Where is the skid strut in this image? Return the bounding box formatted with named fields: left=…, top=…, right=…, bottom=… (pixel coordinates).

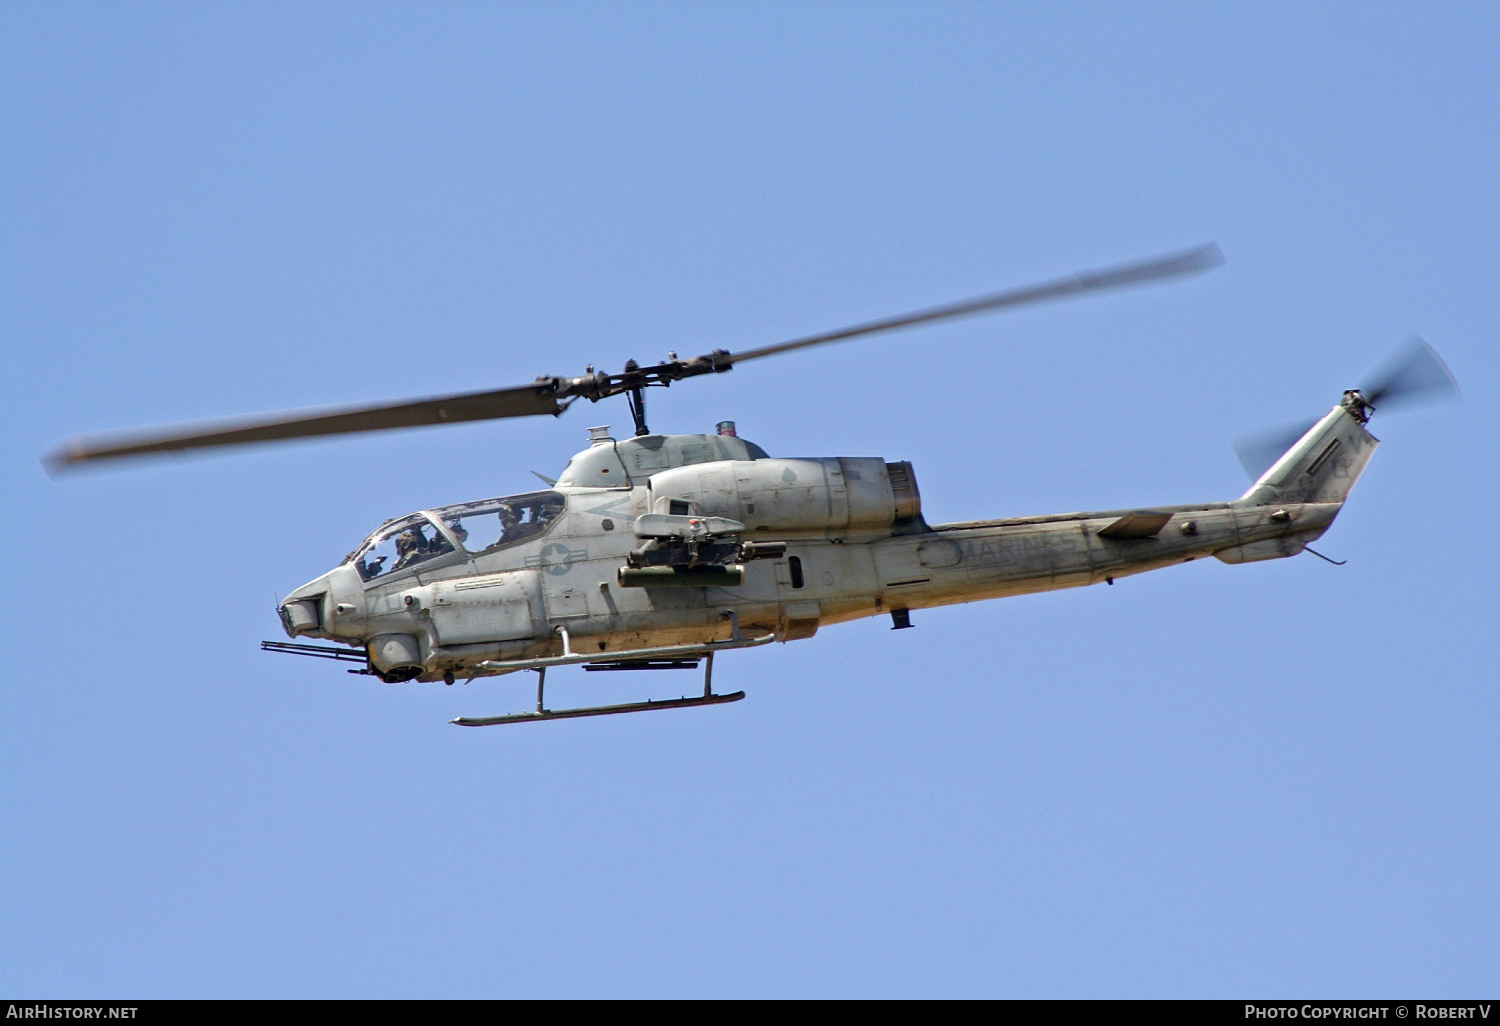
left=452, top=612, right=762, bottom=726
left=452, top=619, right=750, bottom=726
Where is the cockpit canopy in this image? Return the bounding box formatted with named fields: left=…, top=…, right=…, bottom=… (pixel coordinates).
left=349, top=490, right=566, bottom=583
left=352, top=514, right=453, bottom=582
left=434, top=490, right=565, bottom=556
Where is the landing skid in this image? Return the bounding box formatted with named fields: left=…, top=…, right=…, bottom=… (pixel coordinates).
left=451, top=689, right=745, bottom=726
left=582, top=659, right=700, bottom=672
left=453, top=631, right=750, bottom=728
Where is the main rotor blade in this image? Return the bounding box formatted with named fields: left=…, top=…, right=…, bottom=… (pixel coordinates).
left=47, top=383, right=561, bottom=471
left=724, top=243, right=1223, bottom=366
left=48, top=244, right=1224, bottom=472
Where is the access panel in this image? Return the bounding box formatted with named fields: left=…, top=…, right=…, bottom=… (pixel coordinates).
left=429, top=571, right=541, bottom=645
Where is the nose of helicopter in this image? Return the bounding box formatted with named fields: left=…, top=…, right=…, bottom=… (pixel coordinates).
left=278, top=564, right=366, bottom=641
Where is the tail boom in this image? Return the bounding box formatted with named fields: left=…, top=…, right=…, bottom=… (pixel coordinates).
left=796, top=399, right=1381, bottom=633
left=842, top=497, right=1346, bottom=626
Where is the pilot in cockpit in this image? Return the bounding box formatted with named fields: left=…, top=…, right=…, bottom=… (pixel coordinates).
left=496, top=502, right=522, bottom=542
left=445, top=519, right=468, bottom=546
left=392, top=527, right=423, bottom=570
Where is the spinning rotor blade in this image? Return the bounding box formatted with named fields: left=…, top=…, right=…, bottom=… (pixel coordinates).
left=1358, top=337, right=1459, bottom=411
left=1234, top=419, right=1319, bottom=480
left=1232, top=339, right=1460, bottom=480
left=48, top=243, right=1223, bottom=470
left=725, top=243, right=1223, bottom=365
left=47, top=384, right=561, bottom=471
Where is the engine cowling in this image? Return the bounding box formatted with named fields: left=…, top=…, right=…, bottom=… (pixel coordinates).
left=645, top=457, right=921, bottom=537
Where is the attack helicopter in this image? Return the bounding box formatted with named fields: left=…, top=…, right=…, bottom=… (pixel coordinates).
left=47, top=245, right=1458, bottom=726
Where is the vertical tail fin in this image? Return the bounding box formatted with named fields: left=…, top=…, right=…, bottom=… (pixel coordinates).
left=1234, top=400, right=1379, bottom=508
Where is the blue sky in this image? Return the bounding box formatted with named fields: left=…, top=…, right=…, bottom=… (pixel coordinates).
left=2, top=1, right=1496, bottom=997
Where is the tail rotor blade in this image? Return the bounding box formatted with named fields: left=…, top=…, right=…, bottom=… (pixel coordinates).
left=1360, top=337, right=1459, bottom=412
left=1233, top=339, right=1459, bottom=480
left=1233, top=419, right=1318, bottom=480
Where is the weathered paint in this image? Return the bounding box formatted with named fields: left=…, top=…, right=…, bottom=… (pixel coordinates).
left=279, top=405, right=1377, bottom=683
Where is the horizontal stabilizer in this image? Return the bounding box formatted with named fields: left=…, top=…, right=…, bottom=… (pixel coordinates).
left=1097, top=510, right=1173, bottom=539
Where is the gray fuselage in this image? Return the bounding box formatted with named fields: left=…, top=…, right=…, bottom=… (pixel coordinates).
left=280, top=407, right=1376, bottom=683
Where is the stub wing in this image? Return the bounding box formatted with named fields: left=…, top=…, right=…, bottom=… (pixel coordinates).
left=1096, top=511, right=1174, bottom=539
